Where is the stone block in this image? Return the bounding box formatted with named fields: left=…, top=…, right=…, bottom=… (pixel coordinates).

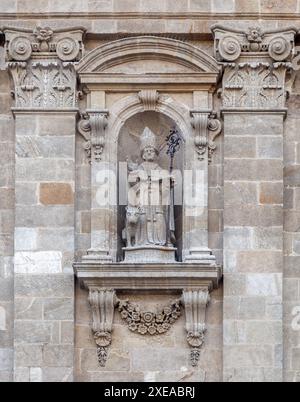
left=14, top=321, right=52, bottom=344
left=224, top=345, right=274, bottom=368
left=15, top=183, right=38, bottom=206
left=239, top=297, right=266, bottom=319
left=30, top=367, right=42, bottom=382
left=39, top=183, right=74, bottom=205
left=224, top=320, right=246, bottom=345
left=15, top=205, right=74, bottom=228
left=252, top=228, right=282, bottom=251
left=131, top=347, right=189, bottom=371
left=38, top=114, right=76, bottom=136
left=257, top=137, right=283, bottom=159
left=16, top=136, right=74, bottom=159
left=0, top=348, right=12, bottom=371
left=260, top=0, right=297, bottom=13
left=189, top=0, right=211, bottom=11
left=15, top=251, right=62, bottom=274
left=0, top=278, right=13, bottom=301
left=43, top=345, right=74, bottom=367
left=284, top=165, right=300, bottom=187
left=225, top=136, right=256, bottom=158
left=291, top=348, right=300, bottom=370
left=224, top=182, right=258, bottom=206
left=43, top=298, right=73, bottom=320
left=16, top=159, right=74, bottom=182
left=14, top=367, right=29, bottom=382
left=15, top=274, right=74, bottom=298
left=245, top=321, right=282, bottom=344
left=224, top=274, right=246, bottom=296
left=208, top=210, right=223, bottom=233
left=224, top=114, right=284, bottom=136
left=0, top=210, right=14, bottom=235
left=37, top=228, right=74, bottom=252
left=15, top=344, right=43, bottom=366
left=15, top=297, right=43, bottom=320
left=235, top=0, right=260, bottom=12
left=61, top=321, right=74, bottom=345
left=284, top=211, right=300, bottom=232
left=212, top=0, right=235, bottom=12
left=260, top=182, right=283, bottom=205
left=236, top=250, right=282, bottom=273
left=246, top=273, right=282, bottom=297
left=0, top=117, right=13, bottom=142
left=113, top=0, right=141, bottom=12
left=225, top=159, right=283, bottom=181
left=224, top=227, right=253, bottom=250
left=15, top=228, right=38, bottom=251
left=224, top=205, right=282, bottom=227
left=42, top=367, right=73, bottom=382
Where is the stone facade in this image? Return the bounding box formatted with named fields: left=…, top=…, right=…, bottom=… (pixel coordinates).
left=0, top=1, right=300, bottom=383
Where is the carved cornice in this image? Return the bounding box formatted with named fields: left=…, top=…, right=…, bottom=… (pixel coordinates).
left=212, top=25, right=297, bottom=109
left=190, top=109, right=222, bottom=163
left=77, top=110, right=109, bottom=163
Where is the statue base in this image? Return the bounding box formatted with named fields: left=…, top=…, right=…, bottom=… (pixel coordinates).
left=122, top=245, right=177, bottom=263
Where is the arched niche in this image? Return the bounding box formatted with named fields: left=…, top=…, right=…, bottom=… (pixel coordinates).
left=117, top=111, right=184, bottom=262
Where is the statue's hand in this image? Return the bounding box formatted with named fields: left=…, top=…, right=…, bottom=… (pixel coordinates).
left=126, top=157, right=139, bottom=172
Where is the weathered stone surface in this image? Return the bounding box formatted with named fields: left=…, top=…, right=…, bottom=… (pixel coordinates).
left=43, top=298, right=73, bottom=321
left=39, top=183, right=74, bottom=206
left=14, top=251, right=62, bottom=274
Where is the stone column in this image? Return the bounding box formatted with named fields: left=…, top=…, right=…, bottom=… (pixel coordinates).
left=4, top=26, right=85, bottom=382
left=213, top=25, right=296, bottom=382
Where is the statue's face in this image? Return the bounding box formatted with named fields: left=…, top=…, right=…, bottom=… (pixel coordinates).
left=142, top=146, right=156, bottom=162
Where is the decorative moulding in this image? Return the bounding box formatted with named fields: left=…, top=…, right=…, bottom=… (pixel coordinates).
left=74, top=262, right=221, bottom=367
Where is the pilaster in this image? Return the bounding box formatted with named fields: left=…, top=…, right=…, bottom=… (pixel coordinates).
left=3, top=26, right=85, bottom=382
left=213, top=24, right=296, bottom=382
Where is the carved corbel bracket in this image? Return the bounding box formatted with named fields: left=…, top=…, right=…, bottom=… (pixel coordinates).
left=77, top=110, right=109, bottom=162
left=190, top=110, right=222, bottom=163
left=138, top=90, right=160, bottom=111
left=88, top=288, right=117, bottom=367
left=182, top=289, right=210, bottom=367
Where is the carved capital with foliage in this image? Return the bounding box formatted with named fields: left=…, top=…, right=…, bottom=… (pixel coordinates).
left=4, top=26, right=85, bottom=109
left=212, top=25, right=297, bottom=109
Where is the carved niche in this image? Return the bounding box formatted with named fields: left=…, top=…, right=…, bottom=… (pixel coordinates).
left=212, top=25, right=296, bottom=109
left=3, top=26, right=85, bottom=108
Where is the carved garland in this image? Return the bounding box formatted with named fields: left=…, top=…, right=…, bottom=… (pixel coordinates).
left=117, top=298, right=182, bottom=336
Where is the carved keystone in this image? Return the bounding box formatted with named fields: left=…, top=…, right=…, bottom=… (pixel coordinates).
left=138, top=90, right=159, bottom=111
left=182, top=289, right=210, bottom=367
left=88, top=288, right=116, bottom=367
